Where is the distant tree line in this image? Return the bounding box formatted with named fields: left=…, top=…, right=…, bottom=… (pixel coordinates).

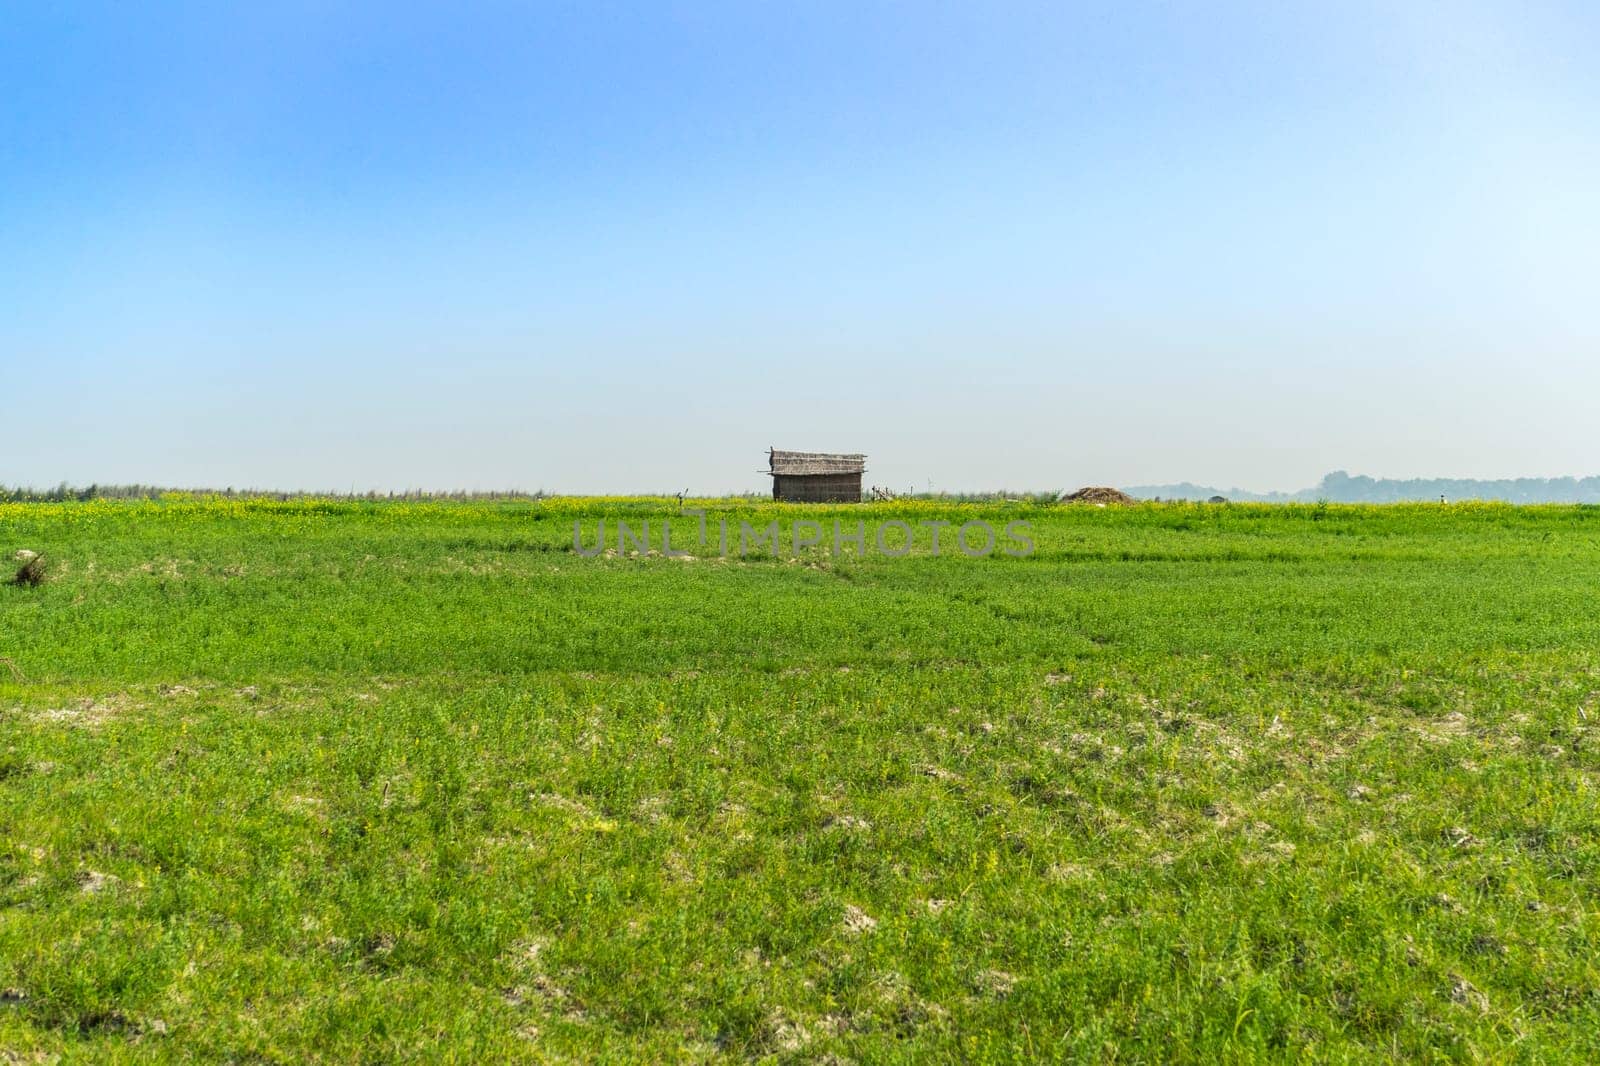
left=0, top=484, right=1065, bottom=505
left=0, top=484, right=549, bottom=503
left=1129, top=471, right=1600, bottom=504
left=6, top=476, right=1599, bottom=505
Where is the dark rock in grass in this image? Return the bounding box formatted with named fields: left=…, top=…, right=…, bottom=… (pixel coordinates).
left=12, top=552, right=48, bottom=587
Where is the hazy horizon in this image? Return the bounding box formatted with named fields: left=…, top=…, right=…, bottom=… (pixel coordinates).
left=11, top=469, right=1600, bottom=504
left=5, top=3, right=1598, bottom=494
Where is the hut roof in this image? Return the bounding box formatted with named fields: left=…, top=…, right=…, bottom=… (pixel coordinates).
left=767, top=449, right=867, bottom=476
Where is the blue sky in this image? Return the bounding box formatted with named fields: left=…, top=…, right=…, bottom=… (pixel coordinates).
left=3, top=2, right=1597, bottom=493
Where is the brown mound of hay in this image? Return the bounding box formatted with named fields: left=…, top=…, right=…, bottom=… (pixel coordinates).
left=1060, top=486, right=1136, bottom=505
left=13, top=554, right=48, bottom=587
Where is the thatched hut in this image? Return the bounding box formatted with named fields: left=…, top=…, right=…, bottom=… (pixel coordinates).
left=766, top=448, right=866, bottom=502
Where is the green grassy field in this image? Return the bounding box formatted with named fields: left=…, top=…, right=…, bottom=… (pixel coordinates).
left=2, top=497, right=1598, bottom=1062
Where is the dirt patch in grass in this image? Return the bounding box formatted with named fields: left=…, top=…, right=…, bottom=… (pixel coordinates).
left=28, top=694, right=138, bottom=729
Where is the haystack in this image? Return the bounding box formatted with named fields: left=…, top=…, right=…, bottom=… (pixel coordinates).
left=1060, top=486, right=1136, bottom=505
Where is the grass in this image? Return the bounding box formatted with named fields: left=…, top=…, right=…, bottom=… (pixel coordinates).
left=1, top=496, right=1598, bottom=1062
